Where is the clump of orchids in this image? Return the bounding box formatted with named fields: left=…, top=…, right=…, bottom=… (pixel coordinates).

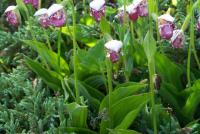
left=4, top=1, right=66, bottom=28
left=158, top=14, right=184, bottom=48
left=115, top=0, right=148, bottom=23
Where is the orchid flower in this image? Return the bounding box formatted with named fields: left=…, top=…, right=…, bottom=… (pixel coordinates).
left=4, top=5, right=21, bottom=27
left=34, top=8, right=50, bottom=28
left=48, top=4, right=66, bottom=27
left=104, top=40, right=123, bottom=63
left=89, top=0, right=106, bottom=22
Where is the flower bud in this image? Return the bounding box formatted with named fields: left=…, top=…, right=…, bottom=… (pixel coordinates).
left=34, top=8, right=50, bottom=28
left=158, top=14, right=175, bottom=40
left=89, top=0, right=106, bottom=22
left=104, top=40, right=123, bottom=63
left=171, top=30, right=184, bottom=48
left=4, top=5, right=21, bottom=27
left=48, top=4, right=66, bottom=27
left=126, top=4, right=138, bottom=21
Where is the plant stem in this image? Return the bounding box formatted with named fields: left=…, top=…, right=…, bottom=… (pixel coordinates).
left=106, top=58, right=113, bottom=127
left=148, top=60, right=157, bottom=134
left=57, top=28, right=62, bottom=73
left=148, top=0, right=157, bottom=133
left=130, top=21, right=135, bottom=43
left=122, top=0, right=129, bottom=82
left=71, top=0, right=79, bottom=102
left=187, top=1, right=193, bottom=87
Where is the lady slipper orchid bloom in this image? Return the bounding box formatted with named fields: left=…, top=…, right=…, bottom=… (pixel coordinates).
left=89, top=0, right=106, bottom=22
left=32, top=0, right=39, bottom=8
left=171, top=30, right=184, bottom=48
left=158, top=14, right=175, bottom=40
left=4, top=6, right=21, bottom=27
left=104, top=40, right=123, bottom=63
left=23, top=0, right=38, bottom=8
left=136, top=0, right=148, bottom=17
left=48, top=4, right=66, bottom=27
left=196, top=17, right=200, bottom=32
left=34, top=8, right=50, bottom=28
left=126, top=4, right=138, bottom=21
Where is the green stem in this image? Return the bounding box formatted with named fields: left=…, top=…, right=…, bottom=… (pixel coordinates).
left=187, top=1, right=194, bottom=87
left=192, top=48, right=200, bottom=70
left=130, top=21, right=135, bottom=43
left=122, top=0, right=129, bottom=82
left=106, top=58, right=113, bottom=127
left=148, top=0, right=157, bottom=133
left=148, top=60, right=157, bottom=134
left=71, top=0, right=79, bottom=102
left=57, top=28, right=62, bottom=73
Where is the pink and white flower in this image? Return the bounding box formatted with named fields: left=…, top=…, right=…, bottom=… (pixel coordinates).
left=23, top=0, right=38, bottom=8
left=126, top=4, right=138, bottom=21
left=34, top=8, right=50, bottom=28
left=4, top=5, right=21, bottom=27
left=104, top=40, right=123, bottom=63
left=48, top=4, right=66, bottom=27
left=89, top=0, right=106, bottom=22
left=158, top=14, right=175, bottom=40
left=134, top=0, right=148, bottom=17
left=171, top=29, right=184, bottom=48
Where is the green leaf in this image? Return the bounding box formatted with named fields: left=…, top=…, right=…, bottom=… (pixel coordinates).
left=182, top=80, right=200, bottom=120
left=100, top=17, right=111, bottom=34
left=61, top=24, right=98, bottom=47
left=100, top=93, right=150, bottom=134
left=99, top=82, right=147, bottom=111
left=23, top=40, right=69, bottom=75
left=143, top=31, right=156, bottom=62
left=155, top=53, right=184, bottom=90
left=25, top=57, right=62, bottom=90
left=67, top=78, right=100, bottom=109
left=109, top=129, right=141, bottom=134
left=66, top=102, right=88, bottom=128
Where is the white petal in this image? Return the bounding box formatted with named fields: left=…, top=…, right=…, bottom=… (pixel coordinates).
left=126, top=4, right=137, bottom=14
left=89, top=0, right=105, bottom=11
left=105, top=40, right=123, bottom=52
left=158, top=14, right=175, bottom=22
left=171, top=29, right=183, bottom=42
left=133, top=0, right=143, bottom=7
left=48, top=4, right=63, bottom=17
left=5, top=5, right=17, bottom=13
left=34, top=8, right=48, bottom=16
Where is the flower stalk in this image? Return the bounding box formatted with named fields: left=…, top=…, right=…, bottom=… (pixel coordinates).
left=71, top=0, right=79, bottom=102
left=106, top=58, right=113, bottom=127
left=148, top=0, right=157, bottom=133
left=57, top=27, right=62, bottom=72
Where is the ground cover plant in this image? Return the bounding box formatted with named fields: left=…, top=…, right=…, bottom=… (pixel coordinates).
left=1, top=0, right=200, bottom=133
